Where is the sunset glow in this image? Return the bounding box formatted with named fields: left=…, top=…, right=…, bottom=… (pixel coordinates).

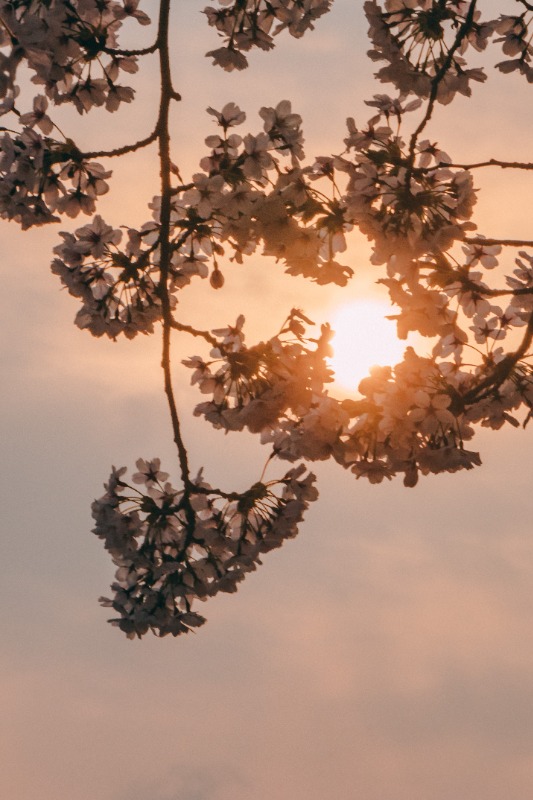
left=328, top=299, right=407, bottom=391
left=6, top=2, right=533, bottom=799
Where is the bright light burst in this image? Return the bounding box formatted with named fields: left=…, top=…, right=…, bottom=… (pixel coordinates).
left=328, top=299, right=408, bottom=392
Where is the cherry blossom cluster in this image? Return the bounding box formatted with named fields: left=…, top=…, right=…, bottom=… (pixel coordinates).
left=338, top=107, right=476, bottom=267
left=425, top=242, right=533, bottom=359
left=204, top=0, right=333, bottom=70
left=0, top=0, right=150, bottom=116
left=364, top=1, right=493, bottom=102
left=183, top=309, right=334, bottom=433
left=338, top=349, right=480, bottom=486
left=88, top=0, right=533, bottom=638
left=493, top=6, right=533, bottom=81
left=330, top=347, right=532, bottom=482
left=187, top=319, right=533, bottom=488
left=51, top=101, right=353, bottom=337
left=0, top=1, right=152, bottom=229
left=92, top=459, right=317, bottom=637
left=168, top=101, right=353, bottom=289
left=6, top=0, right=533, bottom=636
left=51, top=214, right=162, bottom=337
left=0, top=128, right=110, bottom=227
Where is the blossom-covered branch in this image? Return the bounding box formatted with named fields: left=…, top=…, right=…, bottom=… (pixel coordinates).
left=5, top=1, right=533, bottom=637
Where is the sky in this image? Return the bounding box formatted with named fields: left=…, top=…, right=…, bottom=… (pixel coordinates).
left=3, top=1, right=533, bottom=798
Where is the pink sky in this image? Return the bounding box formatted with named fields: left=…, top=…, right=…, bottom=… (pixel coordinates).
left=3, top=2, right=533, bottom=798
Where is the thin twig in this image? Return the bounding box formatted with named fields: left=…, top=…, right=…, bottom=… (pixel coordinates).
left=465, top=237, right=533, bottom=248
left=170, top=320, right=219, bottom=347
left=446, top=159, right=533, bottom=171
left=461, top=313, right=533, bottom=404
left=407, top=1, right=478, bottom=162
left=155, top=0, right=196, bottom=513
left=103, top=43, right=159, bottom=57
left=81, top=130, right=158, bottom=159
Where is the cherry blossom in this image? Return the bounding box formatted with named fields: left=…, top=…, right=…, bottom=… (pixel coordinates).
left=4, top=0, right=533, bottom=636
left=93, top=462, right=317, bottom=637
left=204, top=0, right=333, bottom=71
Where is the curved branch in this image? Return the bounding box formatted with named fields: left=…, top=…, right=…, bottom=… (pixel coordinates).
left=170, top=319, right=219, bottom=347
left=80, top=129, right=158, bottom=159
left=155, top=0, right=195, bottom=508
left=162, top=323, right=192, bottom=489
left=408, top=1, right=478, bottom=160
left=170, top=182, right=195, bottom=195
left=461, top=313, right=533, bottom=405
left=464, top=237, right=533, bottom=248
left=447, top=159, right=533, bottom=171
left=481, top=286, right=533, bottom=298
left=190, top=484, right=241, bottom=500
left=103, top=43, right=159, bottom=57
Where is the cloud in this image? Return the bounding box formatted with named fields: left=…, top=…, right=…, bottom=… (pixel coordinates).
left=118, top=765, right=249, bottom=800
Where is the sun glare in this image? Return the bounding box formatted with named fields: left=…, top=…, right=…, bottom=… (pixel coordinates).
left=328, top=299, right=408, bottom=393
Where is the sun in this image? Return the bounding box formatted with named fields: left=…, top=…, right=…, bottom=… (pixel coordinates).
left=328, top=299, right=408, bottom=392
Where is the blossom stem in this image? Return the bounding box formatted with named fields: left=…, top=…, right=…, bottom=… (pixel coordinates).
left=464, top=237, right=533, bottom=248
left=81, top=130, right=159, bottom=159
left=103, top=44, right=159, bottom=57
left=155, top=0, right=194, bottom=502
left=407, top=1, right=478, bottom=161
left=447, top=159, right=533, bottom=171
left=169, top=320, right=219, bottom=347
left=462, top=313, right=533, bottom=404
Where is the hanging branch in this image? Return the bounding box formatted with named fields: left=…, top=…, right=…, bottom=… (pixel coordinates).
left=154, top=0, right=194, bottom=497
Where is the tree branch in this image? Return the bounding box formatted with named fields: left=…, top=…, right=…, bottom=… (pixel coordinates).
left=80, top=130, right=158, bottom=159
left=155, top=0, right=195, bottom=508
left=170, top=319, right=219, bottom=347
left=446, top=159, right=533, bottom=171
left=407, top=0, right=478, bottom=160
left=464, top=237, right=533, bottom=248
left=103, top=43, right=159, bottom=57
left=461, top=313, right=533, bottom=405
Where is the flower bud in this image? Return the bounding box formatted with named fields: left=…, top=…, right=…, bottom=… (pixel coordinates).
left=210, top=268, right=224, bottom=289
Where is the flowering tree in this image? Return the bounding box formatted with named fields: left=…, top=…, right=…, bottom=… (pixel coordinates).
left=2, top=0, right=533, bottom=638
